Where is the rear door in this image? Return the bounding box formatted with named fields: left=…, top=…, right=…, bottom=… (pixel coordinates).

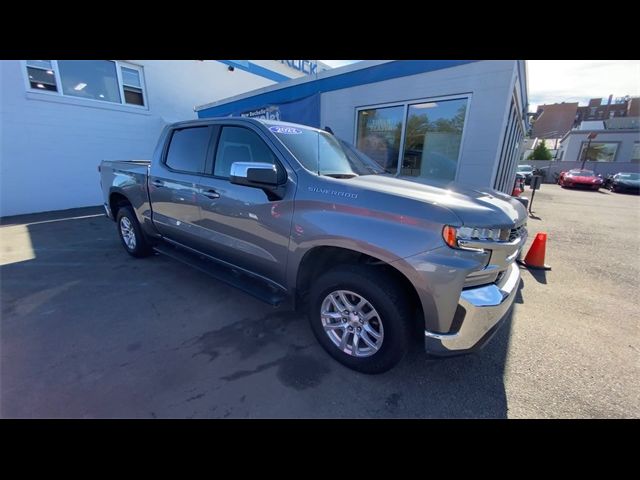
left=192, top=124, right=296, bottom=287
left=148, top=125, right=214, bottom=246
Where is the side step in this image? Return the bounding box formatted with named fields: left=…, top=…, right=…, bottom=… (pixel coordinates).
left=152, top=242, right=288, bottom=306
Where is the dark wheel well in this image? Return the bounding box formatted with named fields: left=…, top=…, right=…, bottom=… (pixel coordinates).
left=109, top=192, right=130, bottom=219
left=295, top=246, right=422, bottom=321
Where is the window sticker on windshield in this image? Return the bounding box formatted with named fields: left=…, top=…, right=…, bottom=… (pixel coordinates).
left=269, top=126, right=302, bottom=135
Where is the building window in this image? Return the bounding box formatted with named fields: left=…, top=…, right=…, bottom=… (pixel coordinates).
left=355, top=97, right=470, bottom=181
left=356, top=105, right=403, bottom=173
left=632, top=142, right=640, bottom=162
left=58, top=60, right=121, bottom=103
left=401, top=98, right=468, bottom=180
left=579, top=142, right=619, bottom=162
left=26, top=60, right=57, bottom=91
left=121, top=66, right=145, bottom=106
left=24, top=60, right=146, bottom=108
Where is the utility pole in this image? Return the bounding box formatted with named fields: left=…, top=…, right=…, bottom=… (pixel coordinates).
left=580, top=132, right=598, bottom=170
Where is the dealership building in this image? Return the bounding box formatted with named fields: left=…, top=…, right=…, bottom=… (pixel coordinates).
left=0, top=60, right=326, bottom=217
left=198, top=60, right=528, bottom=194
left=1, top=60, right=528, bottom=217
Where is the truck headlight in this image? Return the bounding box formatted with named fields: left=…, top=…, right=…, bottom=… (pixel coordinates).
left=442, top=225, right=502, bottom=250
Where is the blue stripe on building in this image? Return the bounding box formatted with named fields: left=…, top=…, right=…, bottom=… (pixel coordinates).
left=198, top=60, right=478, bottom=118
left=217, top=60, right=291, bottom=83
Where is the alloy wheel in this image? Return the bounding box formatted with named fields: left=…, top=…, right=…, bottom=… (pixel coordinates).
left=120, top=217, right=137, bottom=250
left=320, top=290, right=384, bottom=357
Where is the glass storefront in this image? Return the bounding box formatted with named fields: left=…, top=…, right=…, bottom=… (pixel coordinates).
left=356, top=97, right=468, bottom=181
left=356, top=105, right=403, bottom=173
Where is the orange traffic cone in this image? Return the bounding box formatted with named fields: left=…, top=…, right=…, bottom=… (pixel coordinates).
left=517, top=232, right=551, bottom=270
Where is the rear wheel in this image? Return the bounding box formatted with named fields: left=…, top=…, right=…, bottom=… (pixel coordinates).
left=116, top=206, right=152, bottom=258
left=308, top=265, right=411, bottom=374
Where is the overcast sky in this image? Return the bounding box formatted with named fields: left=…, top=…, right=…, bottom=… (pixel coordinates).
left=321, top=60, right=640, bottom=112
left=526, top=60, right=640, bottom=111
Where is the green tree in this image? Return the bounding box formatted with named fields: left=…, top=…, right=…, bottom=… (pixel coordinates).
left=527, top=139, right=553, bottom=160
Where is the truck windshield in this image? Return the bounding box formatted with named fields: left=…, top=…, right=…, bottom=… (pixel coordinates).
left=271, top=126, right=386, bottom=178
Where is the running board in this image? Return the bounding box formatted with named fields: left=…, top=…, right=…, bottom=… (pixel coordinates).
left=152, top=242, right=288, bottom=306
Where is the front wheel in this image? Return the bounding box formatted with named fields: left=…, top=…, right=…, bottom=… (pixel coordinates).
left=308, top=265, right=412, bottom=374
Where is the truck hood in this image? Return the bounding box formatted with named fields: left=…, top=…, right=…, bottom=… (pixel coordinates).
left=347, top=175, right=527, bottom=228
left=568, top=175, right=601, bottom=183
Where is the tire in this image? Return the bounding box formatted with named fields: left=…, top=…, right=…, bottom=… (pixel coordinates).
left=116, top=205, right=153, bottom=258
left=308, top=264, right=411, bottom=374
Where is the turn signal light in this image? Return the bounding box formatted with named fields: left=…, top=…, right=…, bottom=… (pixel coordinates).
left=442, top=225, right=458, bottom=248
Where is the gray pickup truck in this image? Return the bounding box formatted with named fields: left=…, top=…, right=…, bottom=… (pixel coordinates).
left=99, top=118, right=527, bottom=373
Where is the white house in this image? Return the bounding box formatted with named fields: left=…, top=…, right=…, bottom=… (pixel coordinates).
left=0, top=60, right=326, bottom=217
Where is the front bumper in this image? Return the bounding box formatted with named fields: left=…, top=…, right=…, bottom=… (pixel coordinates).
left=613, top=183, right=640, bottom=193
left=564, top=181, right=602, bottom=189
left=424, top=261, right=520, bottom=355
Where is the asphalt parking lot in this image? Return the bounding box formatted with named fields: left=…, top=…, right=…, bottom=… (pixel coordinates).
left=1, top=184, right=639, bottom=418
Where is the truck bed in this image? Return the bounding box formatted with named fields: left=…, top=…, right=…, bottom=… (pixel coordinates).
left=101, top=159, right=150, bottom=174
left=99, top=160, right=151, bottom=219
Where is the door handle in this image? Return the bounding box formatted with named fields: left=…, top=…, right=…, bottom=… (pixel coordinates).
left=202, top=189, right=220, bottom=199
left=151, top=180, right=164, bottom=188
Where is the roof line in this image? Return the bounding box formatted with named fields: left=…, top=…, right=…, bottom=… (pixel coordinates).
left=560, top=128, right=640, bottom=142
left=196, top=60, right=481, bottom=117
left=195, top=60, right=389, bottom=112
left=217, top=61, right=291, bottom=83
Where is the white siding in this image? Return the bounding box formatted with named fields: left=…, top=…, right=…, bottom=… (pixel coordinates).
left=0, top=60, right=283, bottom=216
left=559, top=130, right=640, bottom=163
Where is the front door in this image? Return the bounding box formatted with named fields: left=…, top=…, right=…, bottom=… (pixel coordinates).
left=148, top=125, right=213, bottom=246
left=192, top=125, right=296, bottom=288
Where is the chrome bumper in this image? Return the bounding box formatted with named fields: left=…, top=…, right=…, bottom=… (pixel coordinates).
left=424, top=261, right=520, bottom=355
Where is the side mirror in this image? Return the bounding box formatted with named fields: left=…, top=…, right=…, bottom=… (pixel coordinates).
left=230, top=162, right=279, bottom=187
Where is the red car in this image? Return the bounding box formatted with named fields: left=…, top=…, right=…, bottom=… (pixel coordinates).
left=558, top=169, right=603, bottom=190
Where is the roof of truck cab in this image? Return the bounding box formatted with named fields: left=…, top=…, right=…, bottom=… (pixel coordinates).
left=168, top=117, right=322, bottom=131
